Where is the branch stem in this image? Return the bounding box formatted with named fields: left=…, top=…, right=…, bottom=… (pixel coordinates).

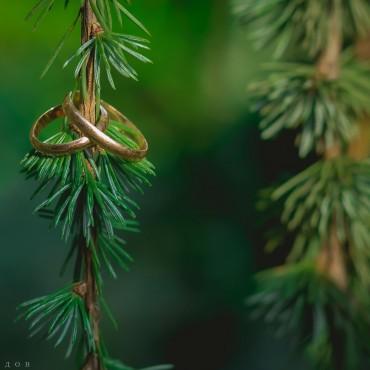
left=316, top=0, right=342, bottom=81
left=80, top=2, right=101, bottom=370
left=81, top=0, right=97, bottom=122
left=316, top=221, right=348, bottom=290
left=314, top=0, right=348, bottom=290
left=348, top=36, right=370, bottom=160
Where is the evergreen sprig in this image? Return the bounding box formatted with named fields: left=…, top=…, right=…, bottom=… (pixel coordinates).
left=21, top=126, right=154, bottom=246
left=236, top=0, right=370, bottom=368
left=90, top=0, right=150, bottom=35
left=21, top=119, right=154, bottom=283
left=248, top=263, right=370, bottom=370
left=17, top=285, right=95, bottom=358
left=250, top=57, right=370, bottom=157
left=273, top=158, right=370, bottom=283
left=64, top=31, right=151, bottom=89
left=29, top=0, right=151, bottom=84
left=234, top=0, right=370, bottom=57
left=19, top=2, right=170, bottom=369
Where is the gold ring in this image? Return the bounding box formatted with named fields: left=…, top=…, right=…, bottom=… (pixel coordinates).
left=30, top=104, right=108, bottom=156
left=63, top=93, right=149, bottom=161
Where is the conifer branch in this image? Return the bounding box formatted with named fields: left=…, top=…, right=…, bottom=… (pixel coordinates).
left=19, top=2, right=172, bottom=370
left=80, top=4, right=100, bottom=369
left=236, top=0, right=370, bottom=367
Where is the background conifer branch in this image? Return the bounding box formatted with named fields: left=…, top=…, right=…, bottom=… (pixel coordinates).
left=315, top=0, right=347, bottom=291
left=235, top=0, right=370, bottom=367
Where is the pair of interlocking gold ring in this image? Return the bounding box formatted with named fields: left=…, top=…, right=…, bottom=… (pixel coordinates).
left=30, top=92, right=148, bottom=161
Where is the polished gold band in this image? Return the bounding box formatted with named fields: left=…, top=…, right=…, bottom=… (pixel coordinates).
left=63, top=93, right=148, bottom=161
left=30, top=104, right=108, bottom=156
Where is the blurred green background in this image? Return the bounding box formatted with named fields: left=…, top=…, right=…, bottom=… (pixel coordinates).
left=0, top=1, right=310, bottom=369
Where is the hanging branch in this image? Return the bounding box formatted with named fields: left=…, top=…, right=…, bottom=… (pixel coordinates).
left=81, top=4, right=100, bottom=370
left=350, top=36, right=370, bottom=160
left=17, top=1, right=172, bottom=370
left=314, top=0, right=347, bottom=291
left=235, top=0, right=370, bottom=368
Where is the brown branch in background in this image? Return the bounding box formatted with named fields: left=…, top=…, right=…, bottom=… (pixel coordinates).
left=315, top=0, right=342, bottom=80
left=348, top=36, right=370, bottom=160
left=316, top=0, right=342, bottom=160
left=348, top=117, right=370, bottom=160
left=314, top=0, right=348, bottom=290
left=316, top=221, right=348, bottom=290
left=80, top=2, right=101, bottom=370
left=355, top=36, right=370, bottom=60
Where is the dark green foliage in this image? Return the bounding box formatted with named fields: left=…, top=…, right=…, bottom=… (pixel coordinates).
left=19, top=2, right=166, bottom=369
left=250, top=58, right=370, bottom=157
left=234, top=0, right=370, bottom=57
left=30, top=0, right=151, bottom=83
left=273, top=158, right=370, bottom=271
left=17, top=286, right=94, bottom=357
left=248, top=263, right=370, bottom=370
left=91, top=0, right=150, bottom=35
left=236, top=0, right=370, bottom=369
left=89, top=231, right=135, bottom=288
left=21, top=122, right=154, bottom=272
left=26, top=0, right=58, bottom=29
left=64, top=32, right=151, bottom=88
left=103, top=120, right=155, bottom=192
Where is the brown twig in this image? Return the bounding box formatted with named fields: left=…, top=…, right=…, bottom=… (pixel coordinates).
left=81, top=1, right=97, bottom=123
left=315, top=0, right=342, bottom=81
left=316, top=0, right=342, bottom=160
left=348, top=36, right=370, bottom=160
left=80, top=2, right=101, bottom=370
left=316, top=221, right=348, bottom=290
left=314, top=0, right=348, bottom=290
